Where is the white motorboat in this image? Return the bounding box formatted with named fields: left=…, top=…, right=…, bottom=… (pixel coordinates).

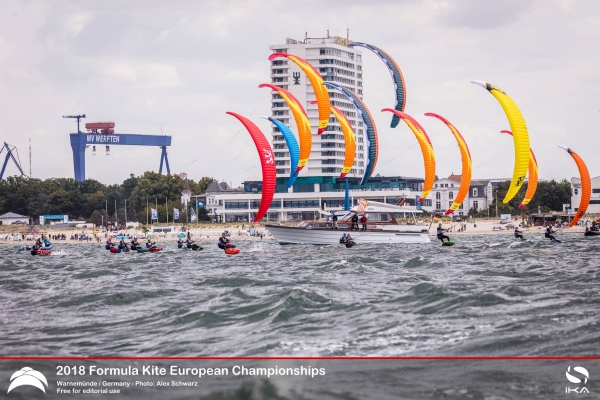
left=266, top=200, right=431, bottom=245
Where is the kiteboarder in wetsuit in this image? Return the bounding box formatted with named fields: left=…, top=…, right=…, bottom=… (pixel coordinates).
left=437, top=223, right=450, bottom=243
left=339, top=233, right=347, bottom=244
left=545, top=226, right=558, bottom=242
left=130, top=237, right=139, bottom=250
left=218, top=233, right=235, bottom=250
left=514, top=227, right=524, bottom=240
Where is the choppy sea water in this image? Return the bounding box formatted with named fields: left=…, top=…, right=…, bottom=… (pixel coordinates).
left=1, top=233, right=599, bottom=399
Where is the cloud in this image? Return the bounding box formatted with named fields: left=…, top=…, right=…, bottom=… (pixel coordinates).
left=437, top=0, right=535, bottom=29
left=0, top=0, right=599, bottom=185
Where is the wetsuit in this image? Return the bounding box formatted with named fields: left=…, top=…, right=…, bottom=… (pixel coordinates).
left=339, top=235, right=347, bottom=244
left=545, top=226, right=557, bottom=242
left=514, top=229, right=524, bottom=240
left=177, top=239, right=183, bottom=248
left=437, top=227, right=450, bottom=243
left=218, top=236, right=230, bottom=249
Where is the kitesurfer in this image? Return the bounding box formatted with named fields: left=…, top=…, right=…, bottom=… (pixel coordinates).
left=437, top=223, right=450, bottom=243
left=177, top=238, right=183, bottom=249
left=339, top=233, right=347, bottom=244
left=351, top=214, right=359, bottom=230
left=346, top=233, right=355, bottom=246
left=545, top=226, right=558, bottom=242
left=218, top=233, right=235, bottom=250
left=514, top=227, right=524, bottom=240
left=105, top=237, right=114, bottom=250
left=118, top=237, right=127, bottom=250
left=146, top=239, right=153, bottom=249
left=130, top=237, right=139, bottom=250
left=185, top=237, right=194, bottom=248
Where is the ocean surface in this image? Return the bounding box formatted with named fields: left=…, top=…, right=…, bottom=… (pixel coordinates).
left=1, top=233, right=599, bottom=399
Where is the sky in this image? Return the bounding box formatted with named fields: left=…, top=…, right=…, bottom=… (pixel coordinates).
left=0, top=0, right=599, bottom=186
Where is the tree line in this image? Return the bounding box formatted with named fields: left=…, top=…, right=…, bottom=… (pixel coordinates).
left=0, top=172, right=216, bottom=225
left=469, top=179, right=573, bottom=217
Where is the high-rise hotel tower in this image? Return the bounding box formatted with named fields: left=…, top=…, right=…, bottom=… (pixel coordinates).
left=268, top=34, right=365, bottom=192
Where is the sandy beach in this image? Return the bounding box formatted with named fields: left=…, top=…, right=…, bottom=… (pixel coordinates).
left=0, top=218, right=587, bottom=246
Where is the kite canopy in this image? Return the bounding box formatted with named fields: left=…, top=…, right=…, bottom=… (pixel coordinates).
left=471, top=80, right=530, bottom=204
left=425, top=113, right=471, bottom=215
left=383, top=109, right=435, bottom=203
left=268, top=53, right=330, bottom=134
left=258, top=83, right=311, bottom=172
left=261, top=116, right=300, bottom=187
left=323, top=82, right=378, bottom=185
left=226, top=111, right=276, bottom=223
left=330, top=105, right=356, bottom=178
left=348, top=42, right=406, bottom=128
left=501, top=130, right=538, bottom=209
left=558, top=146, right=590, bottom=227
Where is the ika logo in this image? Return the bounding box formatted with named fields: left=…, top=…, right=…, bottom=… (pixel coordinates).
left=8, top=367, right=48, bottom=394
left=565, top=366, right=590, bottom=394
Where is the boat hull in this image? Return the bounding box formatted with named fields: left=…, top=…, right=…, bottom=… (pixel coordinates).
left=266, top=225, right=430, bottom=245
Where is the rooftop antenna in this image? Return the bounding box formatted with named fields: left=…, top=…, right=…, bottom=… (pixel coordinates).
left=28, top=138, right=31, bottom=178
left=327, top=26, right=329, bottom=38
left=347, top=26, right=350, bottom=40
left=62, top=114, right=86, bottom=133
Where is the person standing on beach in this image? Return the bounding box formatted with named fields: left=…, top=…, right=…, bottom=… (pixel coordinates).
left=360, top=214, right=368, bottom=231
left=351, top=214, right=359, bottom=230
left=331, top=212, right=338, bottom=230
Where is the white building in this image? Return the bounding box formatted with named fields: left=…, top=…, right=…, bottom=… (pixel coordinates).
left=0, top=212, right=29, bottom=225
left=269, top=35, right=365, bottom=185
left=430, top=174, right=513, bottom=216
left=571, top=176, right=600, bottom=213
left=199, top=180, right=432, bottom=223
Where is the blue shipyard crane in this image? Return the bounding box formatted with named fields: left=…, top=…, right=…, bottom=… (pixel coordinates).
left=64, top=115, right=172, bottom=181
left=0, top=142, right=26, bottom=180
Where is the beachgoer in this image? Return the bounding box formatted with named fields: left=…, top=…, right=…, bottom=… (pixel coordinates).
left=360, top=215, right=368, bottom=231
left=331, top=212, right=338, bottom=230
left=351, top=214, right=359, bottom=230
left=437, top=223, right=450, bottom=243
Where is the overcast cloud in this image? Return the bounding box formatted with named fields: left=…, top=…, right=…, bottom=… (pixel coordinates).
left=0, top=0, right=598, bottom=185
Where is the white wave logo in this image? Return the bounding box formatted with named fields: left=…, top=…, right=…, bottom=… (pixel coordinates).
left=566, top=366, right=589, bottom=384
left=7, top=367, right=48, bottom=394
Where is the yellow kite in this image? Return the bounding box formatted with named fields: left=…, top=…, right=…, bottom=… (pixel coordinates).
left=268, top=53, right=330, bottom=134
left=425, top=113, right=472, bottom=215
left=501, top=130, right=538, bottom=209
left=383, top=109, right=435, bottom=202
left=471, top=80, right=530, bottom=203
